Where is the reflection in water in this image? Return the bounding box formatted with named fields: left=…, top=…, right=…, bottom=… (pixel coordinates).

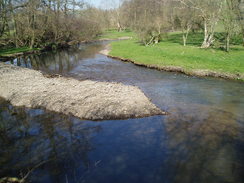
left=0, top=98, right=101, bottom=183
left=0, top=101, right=243, bottom=183
left=6, top=42, right=106, bottom=76
left=163, top=107, right=243, bottom=183
left=1, top=42, right=244, bottom=183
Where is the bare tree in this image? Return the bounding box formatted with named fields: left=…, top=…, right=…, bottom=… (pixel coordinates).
left=0, top=0, right=102, bottom=49
left=176, top=3, right=197, bottom=46
left=221, top=0, right=239, bottom=51
left=231, top=0, right=244, bottom=46
left=178, top=0, right=223, bottom=48
left=122, top=0, right=172, bottom=45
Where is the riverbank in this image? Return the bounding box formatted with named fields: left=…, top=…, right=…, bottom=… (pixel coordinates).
left=0, top=32, right=132, bottom=60
left=0, top=47, right=40, bottom=60
left=101, top=31, right=244, bottom=81
left=0, top=63, right=164, bottom=120
left=0, top=41, right=79, bottom=60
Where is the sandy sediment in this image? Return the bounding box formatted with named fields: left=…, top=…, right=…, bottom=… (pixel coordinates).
left=0, top=63, right=164, bottom=120
left=99, top=44, right=111, bottom=55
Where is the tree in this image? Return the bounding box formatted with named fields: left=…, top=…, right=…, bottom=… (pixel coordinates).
left=178, top=0, right=224, bottom=48
left=231, top=0, right=244, bottom=46
left=105, top=0, right=125, bottom=32
left=0, top=0, right=102, bottom=49
left=122, top=0, right=173, bottom=45
left=221, top=0, right=239, bottom=52
left=176, top=3, right=197, bottom=46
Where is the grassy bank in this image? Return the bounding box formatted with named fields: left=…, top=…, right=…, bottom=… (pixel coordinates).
left=0, top=47, right=39, bottom=58
left=106, top=31, right=244, bottom=81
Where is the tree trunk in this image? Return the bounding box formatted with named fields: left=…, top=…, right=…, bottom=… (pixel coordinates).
left=182, top=26, right=190, bottom=46
left=225, top=32, right=230, bottom=52
left=154, top=35, right=159, bottom=44
left=202, top=20, right=209, bottom=48
left=30, top=30, right=35, bottom=49
left=117, top=22, right=122, bottom=32
left=201, top=19, right=216, bottom=48
left=183, top=35, right=186, bottom=46
left=0, top=18, right=6, bottom=37
left=134, top=12, right=137, bottom=27
left=201, top=35, right=214, bottom=48
left=235, top=1, right=244, bottom=46
left=12, top=14, right=18, bottom=47
left=201, top=32, right=214, bottom=48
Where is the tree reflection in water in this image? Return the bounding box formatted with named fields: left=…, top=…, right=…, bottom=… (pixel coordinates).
left=161, top=106, right=244, bottom=183
left=7, top=42, right=107, bottom=77
left=0, top=98, right=243, bottom=183
left=0, top=98, right=102, bottom=182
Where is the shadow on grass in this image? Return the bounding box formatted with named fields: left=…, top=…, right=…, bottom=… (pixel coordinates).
left=162, top=32, right=243, bottom=53
left=165, top=32, right=203, bottom=46
left=228, top=47, right=244, bottom=51
left=165, top=32, right=243, bottom=46
left=214, top=32, right=243, bottom=45
left=134, top=41, right=146, bottom=46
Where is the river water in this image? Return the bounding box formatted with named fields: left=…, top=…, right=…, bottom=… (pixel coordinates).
left=0, top=41, right=243, bottom=183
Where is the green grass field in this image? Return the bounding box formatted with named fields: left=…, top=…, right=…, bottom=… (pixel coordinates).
left=97, top=29, right=135, bottom=40
left=104, top=30, right=244, bottom=80
left=0, top=47, right=39, bottom=57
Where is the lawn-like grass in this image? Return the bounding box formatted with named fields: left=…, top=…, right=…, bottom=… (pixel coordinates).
left=108, top=31, right=244, bottom=80
left=0, top=47, right=38, bottom=57
left=98, top=29, right=135, bottom=40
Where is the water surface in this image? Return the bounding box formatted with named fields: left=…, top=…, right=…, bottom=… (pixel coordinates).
left=1, top=41, right=244, bottom=183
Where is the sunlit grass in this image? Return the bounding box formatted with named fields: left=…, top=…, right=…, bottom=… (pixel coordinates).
left=98, top=29, right=135, bottom=40
left=0, top=47, right=39, bottom=57
left=109, top=32, right=244, bottom=78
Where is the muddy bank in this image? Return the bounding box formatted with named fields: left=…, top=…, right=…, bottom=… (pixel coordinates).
left=0, top=63, right=164, bottom=120
left=100, top=46, right=244, bottom=81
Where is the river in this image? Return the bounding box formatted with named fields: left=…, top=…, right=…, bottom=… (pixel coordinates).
left=0, top=41, right=243, bottom=183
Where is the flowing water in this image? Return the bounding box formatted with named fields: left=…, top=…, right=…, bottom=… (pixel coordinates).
left=0, top=41, right=244, bottom=183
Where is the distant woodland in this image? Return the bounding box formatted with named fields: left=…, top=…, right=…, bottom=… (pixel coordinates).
left=0, top=0, right=244, bottom=51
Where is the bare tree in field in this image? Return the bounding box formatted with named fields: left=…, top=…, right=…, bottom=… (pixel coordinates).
left=122, top=0, right=173, bottom=45
left=176, top=3, right=197, bottom=46
left=231, top=0, right=244, bottom=46
left=178, top=0, right=223, bottom=48
left=240, top=0, right=244, bottom=45
left=221, top=0, right=239, bottom=52
left=106, top=0, right=125, bottom=32
left=115, top=0, right=124, bottom=32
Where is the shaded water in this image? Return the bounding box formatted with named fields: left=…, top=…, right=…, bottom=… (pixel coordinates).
left=1, top=41, right=244, bottom=183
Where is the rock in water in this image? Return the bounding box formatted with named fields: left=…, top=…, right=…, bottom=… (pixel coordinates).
left=0, top=63, right=165, bottom=120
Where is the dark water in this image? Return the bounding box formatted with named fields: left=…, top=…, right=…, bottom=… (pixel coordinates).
left=1, top=41, right=244, bottom=183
